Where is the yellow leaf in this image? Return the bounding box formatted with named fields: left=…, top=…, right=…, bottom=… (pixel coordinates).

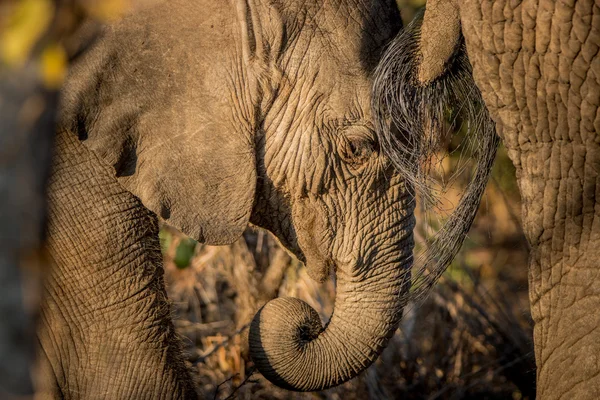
left=40, top=42, right=66, bottom=89
left=0, top=0, right=54, bottom=67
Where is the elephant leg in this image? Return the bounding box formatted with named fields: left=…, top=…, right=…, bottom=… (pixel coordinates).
left=459, top=0, right=600, bottom=397
left=37, top=130, right=196, bottom=399
left=521, top=147, right=600, bottom=399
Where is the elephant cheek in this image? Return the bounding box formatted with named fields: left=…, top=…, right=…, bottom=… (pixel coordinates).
left=293, top=200, right=332, bottom=282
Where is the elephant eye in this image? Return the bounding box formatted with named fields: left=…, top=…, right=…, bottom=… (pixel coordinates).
left=341, top=136, right=375, bottom=166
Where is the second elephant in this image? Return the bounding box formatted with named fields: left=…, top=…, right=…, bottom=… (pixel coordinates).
left=373, top=0, right=600, bottom=398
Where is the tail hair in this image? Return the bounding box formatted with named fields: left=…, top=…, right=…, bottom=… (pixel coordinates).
left=371, top=11, right=500, bottom=304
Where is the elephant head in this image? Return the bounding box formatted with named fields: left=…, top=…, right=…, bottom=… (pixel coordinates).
left=245, top=3, right=499, bottom=390
left=59, top=0, right=497, bottom=392
left=240, top=1, right=417, bottom=390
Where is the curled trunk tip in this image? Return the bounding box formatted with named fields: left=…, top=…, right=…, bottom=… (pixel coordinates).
left=249, top=297, right=324, bottom=391
left=248, top=269, right=407, bottom=391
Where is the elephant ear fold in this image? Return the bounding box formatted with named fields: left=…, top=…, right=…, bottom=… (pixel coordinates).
left=82, top=115, right=257, bottom=247
left=154, top=129, right=258, bottom=246
left=416, top=0, right=461, bottom=85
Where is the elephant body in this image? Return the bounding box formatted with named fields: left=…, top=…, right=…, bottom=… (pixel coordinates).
left=44, top=0, right=419, bottom=395
left=460, top=1, right=600, bottom=397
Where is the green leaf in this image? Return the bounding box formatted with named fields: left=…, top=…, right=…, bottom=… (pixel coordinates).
left=173, top=238, right=197, bottom=269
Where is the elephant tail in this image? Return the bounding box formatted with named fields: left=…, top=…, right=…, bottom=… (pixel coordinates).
left=371, top=9, right=500, bottom=304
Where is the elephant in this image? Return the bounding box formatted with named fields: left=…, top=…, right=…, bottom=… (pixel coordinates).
left=373, top=0, right=600, bottom=398
left=40, top=0, right=456, bottom=396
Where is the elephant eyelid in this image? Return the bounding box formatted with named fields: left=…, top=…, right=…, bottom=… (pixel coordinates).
left=340, top=136, right=376, bottom=167
left=334, top=123, right=379, bottom=169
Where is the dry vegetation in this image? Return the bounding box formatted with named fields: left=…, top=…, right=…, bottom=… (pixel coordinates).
left=161, top=146, right=535, bottom=400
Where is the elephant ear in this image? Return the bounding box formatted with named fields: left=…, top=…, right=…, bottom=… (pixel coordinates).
left=417, top=0, right=461, bottom=84
left=60, top=4, right=259, bottom=245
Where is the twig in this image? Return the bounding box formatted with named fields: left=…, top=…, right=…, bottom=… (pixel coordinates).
left=213, top=373, right=239, bottom=400
left=194, top=323, right=249, bottom=365
left=212, top=367, right=257, bottom=400
left=224, top=367, right=257, bottom=400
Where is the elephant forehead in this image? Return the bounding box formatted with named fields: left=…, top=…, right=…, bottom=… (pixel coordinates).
left=287, top=0, right=402, bottom=73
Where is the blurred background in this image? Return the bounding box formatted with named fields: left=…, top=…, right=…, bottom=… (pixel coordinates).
left=1, top=0, right=535, bottom=398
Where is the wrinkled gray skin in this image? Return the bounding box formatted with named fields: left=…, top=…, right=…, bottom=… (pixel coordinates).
left=41, top=0, right=418, bottom=396
left=374, top=0, right=600, bottom=398
left=463, top=2, right=600, bottom=397
left=40, top=130, right=196, bottom=399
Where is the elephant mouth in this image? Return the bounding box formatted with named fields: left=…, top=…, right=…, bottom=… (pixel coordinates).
left=295, top=229, right=334, bottom=283
left=303, top=255, right=334, bottom=282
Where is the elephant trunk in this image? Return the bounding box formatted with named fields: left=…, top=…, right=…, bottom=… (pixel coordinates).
left=249, top=249, right=412, bottom=391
